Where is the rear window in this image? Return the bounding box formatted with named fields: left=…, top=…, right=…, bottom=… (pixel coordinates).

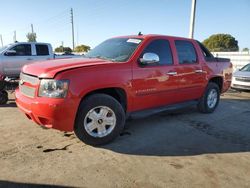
left=175, top=40, right=197, bottom=64
left=36, top=44, right=49, bottom=56
left=197, top=41, right=215, bottom=62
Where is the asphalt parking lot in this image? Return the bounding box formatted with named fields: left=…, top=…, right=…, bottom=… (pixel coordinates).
left=0, top=90, right=250, bottom=188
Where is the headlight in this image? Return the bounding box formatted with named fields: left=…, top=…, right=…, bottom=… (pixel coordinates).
left=38, top=79, right=69, bottom=98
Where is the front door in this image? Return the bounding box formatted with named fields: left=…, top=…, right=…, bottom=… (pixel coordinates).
left=3, top=44, right=34, bottom=77
left=131, top=39, right=179, bottom=112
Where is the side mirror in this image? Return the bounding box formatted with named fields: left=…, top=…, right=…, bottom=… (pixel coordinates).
left=5, top=50, right=17, bottom=56
left=139, top=52, right=159, bottom=65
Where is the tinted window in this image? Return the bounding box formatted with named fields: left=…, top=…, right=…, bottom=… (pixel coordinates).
left=175, top=41, right=197, bottom=64
left=141, top=39, right=173, bottom=65
left=197, top=41, right=215, bottom=62
left=36, top=44, right=49, bottom=56
left=11, top=44, right=31, bottom=56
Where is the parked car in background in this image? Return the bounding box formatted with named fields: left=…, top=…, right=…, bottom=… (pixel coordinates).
left=15, top=34, right=232, bottom=145
left=231, top=63, right=250, bottom=90
left=0, top=42, right=54, bottom=78
left=0, top=42, right=82, bottom=79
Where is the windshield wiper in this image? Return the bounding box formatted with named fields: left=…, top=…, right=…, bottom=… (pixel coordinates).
left=92, top=55, right=115, bottom=62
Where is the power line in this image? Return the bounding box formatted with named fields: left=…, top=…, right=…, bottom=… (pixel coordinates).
left=35, top=8, right=70, bottom=25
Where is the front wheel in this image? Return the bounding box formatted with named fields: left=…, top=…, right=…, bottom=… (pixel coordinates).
left=197, top=82, right=220, bottom=113
left=0, top=81, right=6, bottom=91
left=0, top=90, right=8, bottom=105
left=74, top=94, right=125, bottom=146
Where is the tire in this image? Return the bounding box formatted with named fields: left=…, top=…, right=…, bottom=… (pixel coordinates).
left=0, top=90, right=8, bottom=105
left=74, top=94, right=125, bottom=146
left=197, top=82, right=220, bottom=113
left=0, top=81, right=5, bottom=91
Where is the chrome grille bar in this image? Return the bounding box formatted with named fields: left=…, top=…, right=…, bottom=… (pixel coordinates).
left=20, top=73, right=39, bottom=85
left=20, top=85, right=36, bottom=98
left=19, top=73, right=39, bottom=98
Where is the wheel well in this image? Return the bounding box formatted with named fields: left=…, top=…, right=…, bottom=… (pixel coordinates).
left=83, top=88, right=127, bottom=112
left=209, top=77, right=223, bottom=92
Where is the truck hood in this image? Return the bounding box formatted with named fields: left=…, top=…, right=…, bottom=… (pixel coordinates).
left=22, top=57, right=114, bottom=78
left=233, top=70, right=250, bottom=78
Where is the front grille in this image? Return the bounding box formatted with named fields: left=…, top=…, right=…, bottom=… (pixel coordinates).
left=20, top=73, right=39, bottom=85
left=235, top=77, right=250, bottom=82
left=19, top=73, right=39, bottom=98
left=20, top=85, right=36, bottom=98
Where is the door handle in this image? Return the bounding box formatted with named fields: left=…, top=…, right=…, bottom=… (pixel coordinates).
left=195, top=69, right=203, bottom=73
left=27, top=58, right=33, bottom=60
left=166, top=71, right=177, bottom=76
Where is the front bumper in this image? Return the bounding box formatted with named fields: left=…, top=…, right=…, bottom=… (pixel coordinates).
left=231, top=77, right=250, bottom=90
left=15, top=88, right=78, bottom=132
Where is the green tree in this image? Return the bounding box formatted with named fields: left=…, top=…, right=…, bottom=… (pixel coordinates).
left=54, top=46, right=73, bottom=54
left=26, top=32, right=37, bottom=42
left=55, top=46, right=64, bottom=53
left=63, top=47, right=73, bottom=54
left=202, top=34, right=239, bottom=52
left=74, top=44, right=91, bottom=53
left=242, top=48, right=249, bottom=52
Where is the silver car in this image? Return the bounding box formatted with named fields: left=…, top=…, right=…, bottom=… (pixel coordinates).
left=231, top=63, right=250, bottom=90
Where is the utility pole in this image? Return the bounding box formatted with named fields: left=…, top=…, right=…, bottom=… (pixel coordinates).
left=31, top=24, right=34, bottom=33
left=0, top=34, right=3, bottom=47
left=70, top=8, right=75, bottom=50
left=76, top=25, right=79, bottom=46
left=189, top=0, right=197, bottom=39
left=13, top=31, right=16, bottom=42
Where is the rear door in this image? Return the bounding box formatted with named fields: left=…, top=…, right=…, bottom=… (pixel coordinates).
left=174, top=40, right=207, bottom=101
left=2, top=44, right=34, bottom=77
left=34, top=44, right=53, bottom=61
left=131, top=38, right=180, bottom=111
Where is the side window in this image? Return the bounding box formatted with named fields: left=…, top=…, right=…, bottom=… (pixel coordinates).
left=141, top=39, right=173, bottom=65
left=11, top=44, right=31, bottom=56
left=175, top=40, right=197, bottom=64
left=197, top=41, right=215, bottom=62
left=36, top=45, right=49, bottom=56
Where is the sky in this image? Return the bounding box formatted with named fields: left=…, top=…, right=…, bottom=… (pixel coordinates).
left=0, top=0, right=249, bottom=50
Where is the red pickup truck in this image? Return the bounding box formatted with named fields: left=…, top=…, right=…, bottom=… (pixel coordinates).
left=15, top=34, right=232, bottom=145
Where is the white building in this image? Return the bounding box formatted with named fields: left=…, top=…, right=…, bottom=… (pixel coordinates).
left=212, top=51, right=250, bottom=71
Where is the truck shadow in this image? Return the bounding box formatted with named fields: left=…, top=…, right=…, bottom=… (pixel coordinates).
left=0, top=100, right=17, bottom=108
left=0, top=180, right=70, bottom=188
left=102, top=98, right=250, bottom=156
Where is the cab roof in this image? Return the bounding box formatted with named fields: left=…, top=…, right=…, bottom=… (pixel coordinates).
left=113, top=34, right=195, bottom=41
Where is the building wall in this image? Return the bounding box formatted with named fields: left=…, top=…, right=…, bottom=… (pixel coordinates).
left=212, top=52, right=250, bottom=71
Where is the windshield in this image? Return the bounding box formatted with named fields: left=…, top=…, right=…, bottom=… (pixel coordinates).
left=85, top=38, right=142, bottom=62
left=240, top=64, right=250, bottom=72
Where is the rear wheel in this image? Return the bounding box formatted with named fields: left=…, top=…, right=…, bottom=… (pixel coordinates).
left=74, top=94, right=125, bottom=146
left=197, top=82, right=220, bottom=113
left=0, top=90, right=8, bottom=105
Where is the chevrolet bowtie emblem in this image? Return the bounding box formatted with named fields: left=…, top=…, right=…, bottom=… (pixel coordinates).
left=19, top=79, right=25, bottom=85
